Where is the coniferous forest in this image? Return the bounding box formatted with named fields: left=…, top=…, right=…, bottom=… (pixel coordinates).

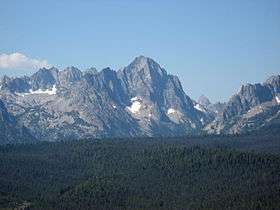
left=1, top=0, right=280, bottom=209
left=0, top=135, right=280, bottom=210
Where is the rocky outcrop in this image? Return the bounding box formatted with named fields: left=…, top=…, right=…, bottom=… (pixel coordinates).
left=205, top=75, right=280, bottom=134
left=1, top=55, right=278, bottom=142
left=0, top=56, right=209, bottom=142
left=0, top=99, right=34, bottom=144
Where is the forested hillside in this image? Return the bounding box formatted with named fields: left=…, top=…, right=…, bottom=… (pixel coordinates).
left=0, top=135, right=279, bottom=209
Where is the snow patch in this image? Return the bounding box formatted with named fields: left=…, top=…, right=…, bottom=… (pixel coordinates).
left=190, top=122, right=196, bottom=129
left=194, top=104, right=206, bottom=112
left=131, top=97, right=139, bottom=102
left=16, top=85, right=57, bottom=97
left=127, top=97, right=142, bottom=114
left=276, top=96, right=280, bottom=104
left=167, top=108, right=176, bottom=115
left=127, top=101, right=141, bottom=113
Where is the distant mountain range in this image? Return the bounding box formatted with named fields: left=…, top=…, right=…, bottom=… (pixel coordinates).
left=205, top=75, right=280, bottom=134
left=0, top=56, right=279, bottom=143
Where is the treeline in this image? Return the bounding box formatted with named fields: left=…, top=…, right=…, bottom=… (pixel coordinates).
left=0, top=136, right=279, bottom=209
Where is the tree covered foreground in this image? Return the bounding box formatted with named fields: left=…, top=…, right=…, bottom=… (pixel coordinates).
left=0, top=135, right=279, bottom=209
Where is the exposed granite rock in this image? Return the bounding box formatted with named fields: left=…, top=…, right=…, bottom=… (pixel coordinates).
left=205, top=75, right=280, bottom=134
left=0, top=56, right=209, bottom=142
left=0, top=99, right=35, bottom=144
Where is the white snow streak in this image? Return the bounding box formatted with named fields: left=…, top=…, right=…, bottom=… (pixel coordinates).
left=276, top=96, right=280, bottom=104
left=16, top=85, right=57, bottom=97
left=127, top=97, right=142, bottom=113
left=194, top=104, right=205, bottom=112
left=167, top=108, right=176, bottom=115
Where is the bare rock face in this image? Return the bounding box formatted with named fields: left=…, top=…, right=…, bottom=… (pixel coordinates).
left=0, top=56, right=209, bottom=142
left=206, top=75, right=280, bottom=134
left=117, top=56, right=209, bottom=135
left=197, top=95, right=211, bottom=108
left=197, top=95, right=226, bottom=117
left=1, top=55, right=278, bottom=143
left=0, top=99, right=34, bottom=144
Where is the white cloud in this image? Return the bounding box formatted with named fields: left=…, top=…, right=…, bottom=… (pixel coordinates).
left=0, top=52, right=50, bottom=70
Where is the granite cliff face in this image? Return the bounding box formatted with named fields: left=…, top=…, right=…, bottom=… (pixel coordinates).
left=0, top=56, right=279, bottom=143
left=0, top=56, right=209, bottom=142
left=0, top=99, right=34, bottom=144
left=205, top=75, right=280, bottom=134
left=197, top=95, right=226, bottom=117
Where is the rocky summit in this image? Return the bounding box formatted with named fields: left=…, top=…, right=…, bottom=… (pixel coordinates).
left=0, top=56, right=279, bottom=143
left=205, top=75, right=280, bottom=134
left=0, top=56, right=211, bottom=143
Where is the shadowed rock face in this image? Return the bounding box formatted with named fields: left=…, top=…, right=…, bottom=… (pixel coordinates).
left=198, top=95, right=211, bottom=107
left=222, top=76, right=280, bottom=121
left=196, top=95, right=226, bottom=118
left=0, top=99, right=34, bottom=144
left=222, top=84, right=273, bottom=120
left=0, top=56, right=209, bottom=142
left=58, top=66, right=83, bottom=86
left=205, top=74, right=280, bottom=134
left=0, top=55, right=278, bottom=143
left=265, top=75, right=280, bottom=93
left=0, top=100, right=14, bottom=123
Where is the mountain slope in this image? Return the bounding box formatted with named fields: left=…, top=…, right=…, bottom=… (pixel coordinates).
left=205, top=75, right=280, bottom=134
left=0, top=56, right=209, bottom=141
left=0, top=56, right=278, bottom=141
left=0, top=99, right=34, bottom=144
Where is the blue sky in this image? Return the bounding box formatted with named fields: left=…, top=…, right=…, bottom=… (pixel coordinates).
left=0, top=0, right=279, bottom=102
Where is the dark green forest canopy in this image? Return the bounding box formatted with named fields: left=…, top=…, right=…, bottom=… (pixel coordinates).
left=0, top=135, right=279, bottom=209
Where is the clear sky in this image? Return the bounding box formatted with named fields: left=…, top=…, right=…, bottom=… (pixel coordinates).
left=0, top=0, right=279, bottom=102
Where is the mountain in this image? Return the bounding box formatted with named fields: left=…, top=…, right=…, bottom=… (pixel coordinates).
left=197, top=95, right=226, bottom=117
left=0, top=56, right=279, bottom=142
left=0, top=99, right=34, bottom=144
left=205, top=75, right=280, bottom=134
left=197, top=95, right=211, bottom=107
left=0, top=56, right=210, bottom=142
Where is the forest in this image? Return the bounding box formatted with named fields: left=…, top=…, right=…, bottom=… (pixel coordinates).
left=0, top=134, right=279, bottom=210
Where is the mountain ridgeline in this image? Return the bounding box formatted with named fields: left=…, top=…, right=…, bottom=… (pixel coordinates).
left=0, top=56, right=279, bottom=143
left=205, top=75, right=280, bottom=134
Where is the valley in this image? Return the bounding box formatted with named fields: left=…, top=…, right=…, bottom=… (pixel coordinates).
left=0, top=134, right=279, bottom=209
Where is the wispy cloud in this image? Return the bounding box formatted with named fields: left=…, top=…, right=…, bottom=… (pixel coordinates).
left=0, top=52, right=50, bottom=70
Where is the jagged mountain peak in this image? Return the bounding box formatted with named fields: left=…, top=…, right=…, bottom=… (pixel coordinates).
left=2, top=56, right=277, bottom=142
left=126, top=55, right=167, bottom=77
left=0, top=56, right=210, bottom=141
left=131, top=55, right=151, bottom=65
left=63, top=66, right=81, bottom=72
left=264, top=74, right=280, bottom=93
left=100, top=67, right=114, bottom=74
left=59, top=66, right=83, bottom=85
left=84, top=67, right=98, bottom=75
left=264, top=74, right=280, bottom=85
left=206, top=74, right=280, bottom=135
left=34, top=67, right=59, bottom=76
left=98, top=68, right=119, bottom=85
left=30, top=67, right=59, bottom=89
left=119, top=56, right=168, bottom=90
left=197, top=95, right=211, bottom=107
